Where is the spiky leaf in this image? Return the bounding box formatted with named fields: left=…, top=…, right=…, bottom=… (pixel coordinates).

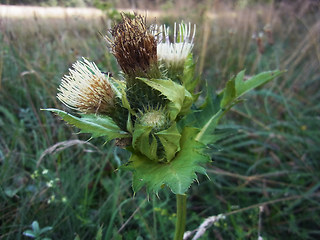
left=44, top=109, right=129, bottom=141
left=132, top=124, right=158, bottom=161
left=132, top=123, right=181, bottom=162
left=155, top=123, right=181, bottom=161
left=138, top=78, right=193, bottom=120
left=123, top=127, right=210, bottom=194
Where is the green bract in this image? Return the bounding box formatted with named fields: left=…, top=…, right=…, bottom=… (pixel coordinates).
left=138, top=77, right=193, bottom=121
left=132, top=122, right=181, bottom=162
left=124, top=127, right=209, bottom=195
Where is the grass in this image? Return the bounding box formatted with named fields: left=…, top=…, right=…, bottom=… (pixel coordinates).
left=0, top=1, right=319, bottom=239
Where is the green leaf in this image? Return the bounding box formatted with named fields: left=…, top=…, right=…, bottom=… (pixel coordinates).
left=32, top=221, right=40, bottom=233
left=110, top=78, right=135, bottom=115
left=39, top=226, right=53, bottom=234
left=23, top=230, right=36, bottom=237
left=180, top=89, right=194, bottom=116
left=132, top=124, right=158, bottom=161
left=138, top=78, right=191, bottom=120
left=123, top=127, right=210, bottom=194
left=95, top=226, right=103, bottom=240
left=197, top=70, right=283, bottom=144
left=182, top=54, right=199, bottom=93
left=221, top=70, right=283, bottom=108
left=195, top=109, right=225, bottom=144
left=180, top=87, right=225, bottom=145
left=132, top=123, right=181, bottom=162
left=220, top=76, right=236, bottom=108
left=155, top=123, right=181, bottom=162
left=74, top=235, right=81, bottom=240
left=126, top=112, right=133, bottom=134
left=44, top=109, right=129, bottom=141
left=121, top=89, right=135, bottom=115
left=236, top=70, right=282, bottom=97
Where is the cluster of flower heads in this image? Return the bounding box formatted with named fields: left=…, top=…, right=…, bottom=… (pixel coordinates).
left=52, top=12, right=280, bottom=194
left=57, top=13, right=197, bottom=165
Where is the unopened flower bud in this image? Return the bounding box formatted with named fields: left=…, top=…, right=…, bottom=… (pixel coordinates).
left=139, top=108, right=167, bottom=131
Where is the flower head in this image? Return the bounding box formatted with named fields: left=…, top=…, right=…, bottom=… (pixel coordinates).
left=154, top=22, right=196, bottom=66
left=106, top=13, right=158, bottom=77
left=57, top=58, right=115, bottom=114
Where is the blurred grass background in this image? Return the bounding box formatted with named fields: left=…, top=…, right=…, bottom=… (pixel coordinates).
left=0, top=0, right=319, bottom=239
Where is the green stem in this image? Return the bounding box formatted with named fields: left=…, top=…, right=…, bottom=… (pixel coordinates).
left=174, top=194, right=187, bottom=240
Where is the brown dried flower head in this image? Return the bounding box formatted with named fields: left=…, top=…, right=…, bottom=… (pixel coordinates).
left=57, top=58, right=115, bottom=115
left=107, top=13, right=158, bottom=76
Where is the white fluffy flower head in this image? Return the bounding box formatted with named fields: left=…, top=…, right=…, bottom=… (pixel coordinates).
left=154, top=22, right=196, bottom=65
left=57, top=58, right=115, bottom=114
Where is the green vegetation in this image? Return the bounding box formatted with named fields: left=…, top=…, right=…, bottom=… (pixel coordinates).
left=1, top=1, right=319, bottom=239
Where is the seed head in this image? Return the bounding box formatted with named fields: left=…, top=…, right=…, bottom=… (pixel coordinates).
left=57, top=58, right=115, bottom=115
left=106, top=13, right=158, bottom=76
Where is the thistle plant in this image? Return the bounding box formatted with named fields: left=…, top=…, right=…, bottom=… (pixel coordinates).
left=45, top=13, right=282, bottom=239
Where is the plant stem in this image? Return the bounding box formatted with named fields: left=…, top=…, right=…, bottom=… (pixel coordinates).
left=174, top=194, right=187, bottom=240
